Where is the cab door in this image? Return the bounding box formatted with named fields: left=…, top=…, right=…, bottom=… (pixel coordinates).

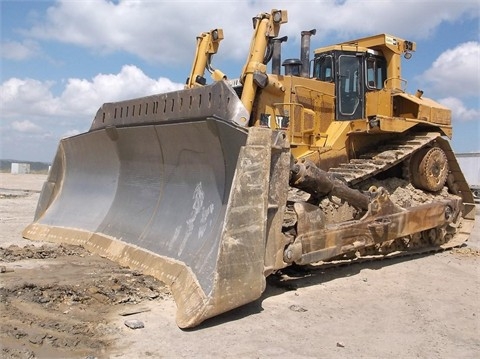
left=336, top=53, right=365, bottom=120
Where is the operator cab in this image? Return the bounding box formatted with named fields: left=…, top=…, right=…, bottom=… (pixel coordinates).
left=313, top=49, right=387, bottom=120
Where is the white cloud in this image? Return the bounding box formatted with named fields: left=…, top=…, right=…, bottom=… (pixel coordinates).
left=60, top=65, right=184, bottom=115
left=11, top=120, right=43, bottom=133
left=1, top=65, right=184, bottom=120
left=1, top=40, right=40, bottom=60
left=1, top=66, right=184, bottom=161
left=23, top=0, right=226, bottom=63
left=439, top=97, right=480, bottom=122
left=420, top=42, right=480, bottom=98
left=0, top=78, right=60, bottom=116
left=21, top=0, right=479, bottom=64
left=292, top=0, right=479, bottom=40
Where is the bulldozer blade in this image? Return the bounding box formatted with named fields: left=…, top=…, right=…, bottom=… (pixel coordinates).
left=23, top=120, right=275, bottom=328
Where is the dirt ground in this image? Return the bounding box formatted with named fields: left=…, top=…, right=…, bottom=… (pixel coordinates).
left=1, top=173, right=479, bottom=359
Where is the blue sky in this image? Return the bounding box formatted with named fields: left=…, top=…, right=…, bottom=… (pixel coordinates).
left=1, top=0, right=479, bottom=162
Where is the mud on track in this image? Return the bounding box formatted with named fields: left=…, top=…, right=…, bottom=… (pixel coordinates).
left=0, top=244, right=170, bottom=359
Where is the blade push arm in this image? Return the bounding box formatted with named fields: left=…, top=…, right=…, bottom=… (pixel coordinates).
left=240, top=9, right=287, bottom=114
left=186, top=29, right=226, bottom=88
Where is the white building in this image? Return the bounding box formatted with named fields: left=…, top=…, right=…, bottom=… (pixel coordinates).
left=11, top=163, right=31, bottom=174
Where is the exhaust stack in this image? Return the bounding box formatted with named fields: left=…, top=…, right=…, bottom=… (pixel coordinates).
left=272, top=36, right=288, bottom=75
left=300, top=29, right=316, bottom=77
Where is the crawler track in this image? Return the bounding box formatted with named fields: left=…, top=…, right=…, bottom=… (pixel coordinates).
left=328, top=131, right=474, bottom=205
left=328, top=132, right=439, bottom=185
left=291, top=131, right=475, bottom=266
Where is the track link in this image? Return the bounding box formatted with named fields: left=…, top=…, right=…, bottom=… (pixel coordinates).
left=328, top=132, right=439, bottom=185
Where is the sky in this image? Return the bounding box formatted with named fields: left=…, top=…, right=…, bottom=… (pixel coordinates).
left=1, top=0, right=479, bottom=163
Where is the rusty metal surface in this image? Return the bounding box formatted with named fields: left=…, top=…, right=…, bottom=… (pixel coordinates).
left=291, top=158, right=370, bottom=209
left=24, top=120, right=276, bottom=328
left=263, top=131, right=291, bottom=274
left=284, top=187, right=462, bottom=265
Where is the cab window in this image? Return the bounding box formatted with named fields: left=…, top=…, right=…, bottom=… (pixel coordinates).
left=366, top=56, right=387, bottom=90
left=314, top=55, right=334, bottom=82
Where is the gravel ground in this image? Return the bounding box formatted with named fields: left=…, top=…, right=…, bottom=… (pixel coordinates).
left=1, top=173, right=479, bottom=359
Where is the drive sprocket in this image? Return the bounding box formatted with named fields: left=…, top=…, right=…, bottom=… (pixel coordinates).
left=410, top=146, right=449, bottom=192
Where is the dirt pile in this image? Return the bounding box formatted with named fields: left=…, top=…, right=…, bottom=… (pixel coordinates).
left=0, top=244, right=88, bottom=262
left=0, top=244, right=170, bottom=359
left=452, top=247, right=480, bottom=257
left=359, top=177, right=461, bottom=207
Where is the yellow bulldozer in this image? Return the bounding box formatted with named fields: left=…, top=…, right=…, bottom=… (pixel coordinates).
left=24, top=9, right=476, bottom=328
